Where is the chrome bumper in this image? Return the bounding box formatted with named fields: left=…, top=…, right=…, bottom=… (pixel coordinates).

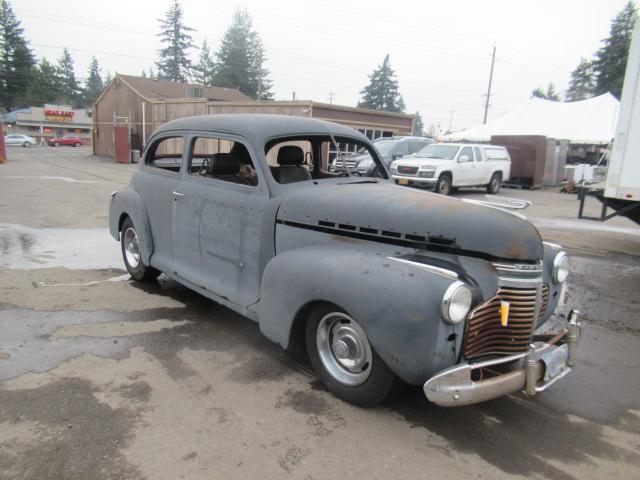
left=424, top=310, right=582, bottom=407
left=392, top=174, right=437, bottom=185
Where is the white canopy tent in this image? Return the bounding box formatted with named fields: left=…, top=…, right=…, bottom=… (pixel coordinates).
left=443, top=93, right=620, bottom=144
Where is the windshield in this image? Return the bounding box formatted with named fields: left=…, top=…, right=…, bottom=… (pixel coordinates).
left=416, top=144, right=459, bottom=160
left=373, top=139, right=399, bottom=155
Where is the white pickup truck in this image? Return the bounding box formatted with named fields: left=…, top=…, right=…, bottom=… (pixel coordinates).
left=390, top=143, right=511, bottom=195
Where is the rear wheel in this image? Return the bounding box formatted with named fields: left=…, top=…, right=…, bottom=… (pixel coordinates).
left=73, top=142, right=80, bottom=147
left=305, top=304, right=394, bottom=406
left=487, top=172, right=502, bottom=194
left=120, top=217, right=160, bottom=281
left=436, top=173, right=452, bottom=195
left=22, top=142, right=30, bottom=147
left=54, top=142, right=60, bottom=147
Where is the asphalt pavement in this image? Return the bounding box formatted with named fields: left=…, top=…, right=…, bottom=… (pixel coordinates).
left=1, top=145, right=639, bottom=480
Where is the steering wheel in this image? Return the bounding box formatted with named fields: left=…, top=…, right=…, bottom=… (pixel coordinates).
left=198, top=157, right=210, bottom=176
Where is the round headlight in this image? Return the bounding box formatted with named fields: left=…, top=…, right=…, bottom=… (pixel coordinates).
left=553, top=251, right=570, bottom=284
left=442, top=282, right=473, bottom=324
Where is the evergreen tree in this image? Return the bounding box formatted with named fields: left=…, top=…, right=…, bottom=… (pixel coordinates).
left=141, top=69, right=147, bottom=78
left=592, top=1, right=638, bottom=99
left=57, top=47, right=80, bottom=104
left=83, top=56, right=103, bottom=106
left=531, top=83, right=560, bottom=101
left=156, top=0, right=194, bottom=82
left=0, top=0, right=35, bottom=111
left=148, top=67, right=155, bottom=79
left=213, top=8, right=274, bottom=100
left=358, top=54, right=405, bottom=112
left=565, top=58, right=595, bottom=101
left=193, top=39, right=215, bottom=86
left=412, top=111, right=424, bottom=136
left=104, top=70, right=112, bottom=85
left=25, top=58, right=64, bottom=105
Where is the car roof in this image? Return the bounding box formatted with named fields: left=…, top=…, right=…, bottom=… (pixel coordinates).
left=437, top=143, right=506, bottom=148
left=154, top=114, right=369, bottom=145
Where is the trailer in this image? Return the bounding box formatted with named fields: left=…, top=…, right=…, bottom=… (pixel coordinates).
left=578, top=21, right=640, bottom=225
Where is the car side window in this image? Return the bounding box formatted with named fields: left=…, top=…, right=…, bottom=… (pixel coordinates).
left=394, top=142, right=410, bottom=156
left=474, top=147, right=483, bottom=161
left=458, top=146, right=473, bottom=162
left=146, top=136, right=184, bottom=174
left=188, top=136, right=258, bottom=187
left=484, top=148, right=509, bottom=160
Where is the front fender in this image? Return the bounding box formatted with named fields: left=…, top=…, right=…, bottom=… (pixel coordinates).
left=258, top=244, right=468, bottom=385
left=108, top=187, right=154, bottom=264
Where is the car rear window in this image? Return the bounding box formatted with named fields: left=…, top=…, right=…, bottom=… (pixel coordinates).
left=484, top=148, right=509, bottom=160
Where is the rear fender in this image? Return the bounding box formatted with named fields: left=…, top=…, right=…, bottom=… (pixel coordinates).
left=108, top=187, right=154, bottom=264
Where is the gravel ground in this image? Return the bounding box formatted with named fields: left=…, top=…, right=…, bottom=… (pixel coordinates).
left=1, top=146, right=639, bottom=480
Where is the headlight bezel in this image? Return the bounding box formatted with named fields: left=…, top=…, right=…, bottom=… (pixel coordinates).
left=552, top=251, right=569, bottom=284
left=441, top=281, right=473, bottom=324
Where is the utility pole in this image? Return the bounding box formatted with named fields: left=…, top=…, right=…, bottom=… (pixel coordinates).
left=482, top=44, right=496, bottom=124
left=292, top=91, right=296, bottom=101
left=448, top=110, right=455, bottom=133
left=328, top=92, right=335, bottom=104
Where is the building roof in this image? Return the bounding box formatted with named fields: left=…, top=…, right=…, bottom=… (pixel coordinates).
left=117, top=74, right=252, bottom=102
left=154, top=113, right=369, bottom=144
left=443, top=93, right=620, bottom=144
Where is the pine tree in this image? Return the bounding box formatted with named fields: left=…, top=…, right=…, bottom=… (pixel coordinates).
left=148, top=67, right=155, bottom=79
left=156, top=0, right=194, bottom=82
left=592, top=1, right=638, bottom=99
left=57, top=47, right=80, bottom=104
left=531, top=83, right=560, bottom=101
left=412, top=111, right=424, bottom=136
left=83, top=56, right=103, bottom=106
left=141, top=69, right=147, bottom=78
left=25, top=58, right=64, bottom=105
left=213, top=8, right=274, bottom=100
left=0, top=0, right=35, bottom=111
left=193, top=39, right=215, bottom=86
left=565, top=58, right=595, bottom=101
left=358, top=54, right=405, bottom=113
left=104, top=70, right=112, bottom=85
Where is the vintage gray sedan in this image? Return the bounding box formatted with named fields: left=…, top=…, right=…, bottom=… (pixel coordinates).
left=109, top=114, right=581, bottom=407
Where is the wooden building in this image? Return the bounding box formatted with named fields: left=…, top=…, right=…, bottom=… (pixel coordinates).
left=93, top=74, right=415, bottom=158
left=92, top=74, right=251, bottom=157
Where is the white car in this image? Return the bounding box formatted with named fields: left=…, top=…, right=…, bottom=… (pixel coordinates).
left=4, top=134, right=37, bottom=147
left=390, top=143, right=511, bottom=195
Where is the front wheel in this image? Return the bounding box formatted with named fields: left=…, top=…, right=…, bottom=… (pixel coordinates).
left=487, top=172, right=502, bottom=194
left=305, top=305, right=394, bottom=406
left=54, top=142, right=60, bottom=147
left=120, top=217, right=160, bottom=281
left=73, top=142, right=80, bottom=147
left=22, top=142, right=30, bottom=147
left=436, top=173, right=452, bottom=195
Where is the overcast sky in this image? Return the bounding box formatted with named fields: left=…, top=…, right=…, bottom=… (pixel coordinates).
left=14, top=0, right=629, bottom=130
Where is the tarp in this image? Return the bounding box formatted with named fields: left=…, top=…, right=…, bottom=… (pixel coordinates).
left=443, top=93, right=620, bottom=144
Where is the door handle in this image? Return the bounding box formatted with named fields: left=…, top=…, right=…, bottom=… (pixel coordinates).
left=172, top=191, right=185, bottom=197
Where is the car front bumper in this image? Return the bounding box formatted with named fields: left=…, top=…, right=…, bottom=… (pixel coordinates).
left=423, top=310, right=581, bottom=407
left=392, top=174, right=437, bottom=187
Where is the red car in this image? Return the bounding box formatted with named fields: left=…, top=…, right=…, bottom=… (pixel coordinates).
left=48, top=135, right=84, bottom=147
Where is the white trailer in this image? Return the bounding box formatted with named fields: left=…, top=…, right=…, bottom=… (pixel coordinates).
left=578, top=21, right=640, bottom=224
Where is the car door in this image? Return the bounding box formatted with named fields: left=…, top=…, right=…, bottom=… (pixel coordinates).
left=172, top=133, right=268, bottom=308
left=6, top=135, right=18, bottom=145
left=474, top=146, right=492, bottom=183
left=454, top=146, right=476, bottom=185
left=136, top=134, right=185, bottom=274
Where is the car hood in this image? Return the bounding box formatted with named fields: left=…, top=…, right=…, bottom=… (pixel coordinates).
left=276, top=181, right=542, bottom=261
left=393, top=157, right=455, bottom=168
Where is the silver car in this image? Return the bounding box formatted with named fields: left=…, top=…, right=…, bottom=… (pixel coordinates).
left=4, top=134, right=37, bottom=147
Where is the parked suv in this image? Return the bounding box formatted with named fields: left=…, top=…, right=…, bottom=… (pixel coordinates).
left=391, top=143, right=511, bottom=195
left=332, top=136, right=432, bottom=176
left=48, top=135, right=84, bottom=147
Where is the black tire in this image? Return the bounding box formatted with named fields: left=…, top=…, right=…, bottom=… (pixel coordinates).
left=54, top=142, right=60, bottom=147
left=436, top=173, right=452, bottom=196
left=487, top=172, right=502, bottom=194
left=73, top=142, right=80, bottom=147
left=120, top=217, right=160, bottom=281
left=305, top=304, right=394, bottom=407
left=22, top=142, right=30, bottom=147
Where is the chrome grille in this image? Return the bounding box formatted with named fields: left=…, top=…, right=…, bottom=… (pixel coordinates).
left=463, top=283, right=549, bottom=359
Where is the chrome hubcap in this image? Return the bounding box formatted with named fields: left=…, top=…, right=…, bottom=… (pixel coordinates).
left=316, top=312, right=372, bottom=386
left=123, top=227, right=140, bottom=268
